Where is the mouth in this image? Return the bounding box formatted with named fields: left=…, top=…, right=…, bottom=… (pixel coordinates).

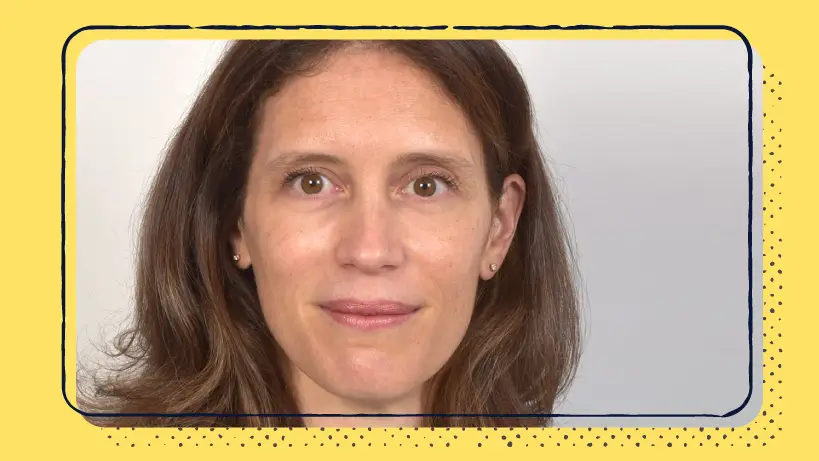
left=319, top=299, right=421, bottom=331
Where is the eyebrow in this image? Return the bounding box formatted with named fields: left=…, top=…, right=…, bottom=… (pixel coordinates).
left=393, top=151, right=475, bottom=172
left=263, top=150, right=476, bottom=174
left=263, top=152, right=346, bottom=173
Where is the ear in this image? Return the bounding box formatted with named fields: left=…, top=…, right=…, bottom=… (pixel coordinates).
left=230, top=218, right=252, bottom=269
left=480, top=174, right=525, bottom=280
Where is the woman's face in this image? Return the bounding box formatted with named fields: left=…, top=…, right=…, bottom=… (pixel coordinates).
left=233, top=46, right=524, bottom=412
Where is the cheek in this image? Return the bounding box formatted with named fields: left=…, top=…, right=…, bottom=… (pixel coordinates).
left=402, top=205, right=490, bottom=302
left=396, top=206, right=489, bottom=375
left=244, top=205, right=338, bottom=303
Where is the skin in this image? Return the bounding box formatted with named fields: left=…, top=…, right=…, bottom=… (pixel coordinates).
left=231, top=46, right=525, bottom=427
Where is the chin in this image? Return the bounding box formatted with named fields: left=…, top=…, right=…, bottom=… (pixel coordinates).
left=318, top=350, right=429, bottom=405
left=322, top=377, right=423, bottom=407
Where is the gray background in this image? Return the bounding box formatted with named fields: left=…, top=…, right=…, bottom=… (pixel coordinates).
left=75, top=39, right=763, bottom=427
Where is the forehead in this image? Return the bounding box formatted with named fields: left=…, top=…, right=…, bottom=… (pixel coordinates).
left=256, top=47, right=483, bottom=165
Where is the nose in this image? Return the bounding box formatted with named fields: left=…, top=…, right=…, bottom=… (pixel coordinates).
left=334, top=194, right=405, bottom=274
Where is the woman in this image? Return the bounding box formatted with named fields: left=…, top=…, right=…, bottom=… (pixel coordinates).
left=81, top=39, right=581, bottom=427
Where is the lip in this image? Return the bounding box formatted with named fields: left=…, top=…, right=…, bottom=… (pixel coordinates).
left=319, top=299, right=421, bottom=331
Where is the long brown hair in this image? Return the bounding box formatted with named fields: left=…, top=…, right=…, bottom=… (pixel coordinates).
left=80, top=40, right=581, bottom=427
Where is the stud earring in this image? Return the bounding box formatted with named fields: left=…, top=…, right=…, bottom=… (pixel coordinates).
left=489, top=263, right=498, bottom=272
left=232, top=254, right=240, bottom=262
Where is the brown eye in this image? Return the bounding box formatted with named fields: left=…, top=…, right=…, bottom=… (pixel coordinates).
left=300, top=173, right=324, bottom=194
left=412, top=176, right=437, bottom=197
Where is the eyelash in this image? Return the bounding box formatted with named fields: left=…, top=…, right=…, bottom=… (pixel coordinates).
left=280, top=167, right=461, bottom=193
left=282, top=166, right=321, bottom=186
left=407, top=170, right=460, bottom=192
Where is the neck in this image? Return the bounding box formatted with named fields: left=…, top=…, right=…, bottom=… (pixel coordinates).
left=290, top=367, right=425, bottom=428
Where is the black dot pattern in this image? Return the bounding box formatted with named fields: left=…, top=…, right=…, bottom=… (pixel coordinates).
left=99, top=67, right=783, bottom=451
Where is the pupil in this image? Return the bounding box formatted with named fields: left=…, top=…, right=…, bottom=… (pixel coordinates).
left=302, top=174, right=323, bottom=194
left=414, top=177, right=436, bottom=197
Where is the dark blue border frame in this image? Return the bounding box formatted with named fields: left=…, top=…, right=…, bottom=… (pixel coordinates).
left=62, top=24, right=755, bottom=422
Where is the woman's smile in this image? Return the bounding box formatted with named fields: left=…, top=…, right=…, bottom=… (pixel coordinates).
left=319, top=299, right=422, bottom=331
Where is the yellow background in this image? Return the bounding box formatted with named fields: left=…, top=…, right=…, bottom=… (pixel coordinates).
left=0, top=0, right=816, bottom=459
